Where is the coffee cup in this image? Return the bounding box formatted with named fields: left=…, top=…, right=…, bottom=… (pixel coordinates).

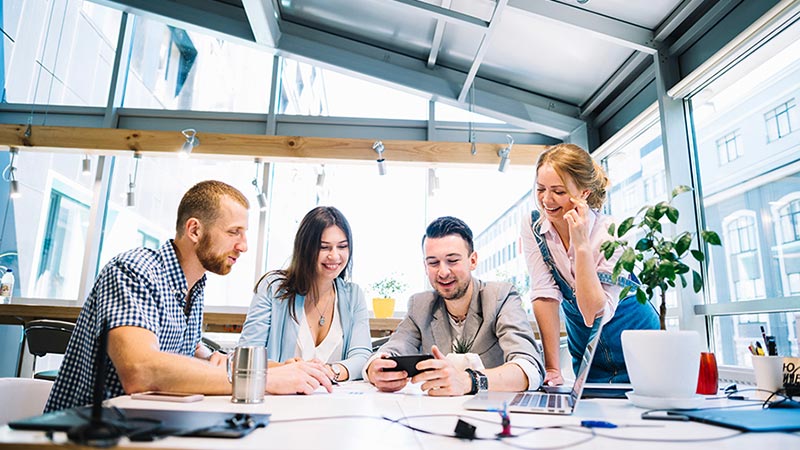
left=228, top=346, right=267, bottom=403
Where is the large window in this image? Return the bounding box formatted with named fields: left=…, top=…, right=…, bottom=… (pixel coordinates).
left=0, top=149, right=97, bottom=300
left=690, top=22, right=800, bottom=365
left=266, top=161, right=535, bottom=313
left=278, top=58, right=428, bottom=120
left=100, top=154, right=260, bottom=307
left=122, top=16, right=272, bottom=113
left=764, top=99, right=797, bottom=142
left=1, top=0, right=121, bottom=106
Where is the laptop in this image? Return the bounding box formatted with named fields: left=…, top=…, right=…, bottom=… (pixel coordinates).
left=463, top=317, right=603, bottom=415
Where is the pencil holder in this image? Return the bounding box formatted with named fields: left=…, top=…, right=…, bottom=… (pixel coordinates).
left=751, top=355, right=783, bottom=400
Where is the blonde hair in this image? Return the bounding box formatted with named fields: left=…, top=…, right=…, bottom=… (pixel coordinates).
left=535, top=143, right=609, bottom=210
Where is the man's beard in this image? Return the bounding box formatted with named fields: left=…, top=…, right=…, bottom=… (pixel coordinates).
left=436, top=278, right=470, bottom=301
left=196, top=233, right=235, bottom=275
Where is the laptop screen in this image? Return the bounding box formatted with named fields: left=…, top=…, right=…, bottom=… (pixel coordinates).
left=569, top=317, right=604, bottom=404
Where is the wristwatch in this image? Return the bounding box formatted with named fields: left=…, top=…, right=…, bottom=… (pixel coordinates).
left=475, top=370, right=489, bottom=391
left=330, top=363, right=342, bottom=382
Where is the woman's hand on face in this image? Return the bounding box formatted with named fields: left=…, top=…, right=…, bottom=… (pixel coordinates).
left=544, top=368, right=565, bottom=386
left=564, top=196, right=590, bottom=249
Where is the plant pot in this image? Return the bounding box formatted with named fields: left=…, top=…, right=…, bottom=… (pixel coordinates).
left=372, top=297, right=395, bottom=319
left=621, top=329, right=701, bottom=399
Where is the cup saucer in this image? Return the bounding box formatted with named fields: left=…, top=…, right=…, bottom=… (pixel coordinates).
left=625, top=391, right=704, bottom=410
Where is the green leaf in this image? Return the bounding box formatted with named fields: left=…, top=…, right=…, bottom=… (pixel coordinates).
left=636, top=288, right=648, bottom=305
left=692, top=271, right=703, bottom=293
left=671, top=185, right=691, bottom=199
left=600, top=241, right=616, bottom=261
left=675, top=262, right=690, bottom=274
left=619, top=286, right=632, bottom=301
left=674, top=232, right=693, bottom=255
left=621, top=248, right=636, bottom=272
left=691, top=249, right=704, bottom=262
left=612, top=264, right=622, bottom=283
left=666, top=206, right=679, bottom=224
left=679, top=274, right=687, bottom=288
left=608, top=223, right=616, bottom=236
left=701, top=230, right=722, bottom=246
left=617, top=217, right=635, bottom=237
left=635, top=238, right=651, bottom=252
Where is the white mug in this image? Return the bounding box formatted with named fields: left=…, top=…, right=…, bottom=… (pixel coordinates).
left=227, top=346, right=267, bottom=403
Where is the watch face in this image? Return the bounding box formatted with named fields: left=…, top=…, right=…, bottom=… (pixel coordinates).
left=478, top=374, right=489, bottom=391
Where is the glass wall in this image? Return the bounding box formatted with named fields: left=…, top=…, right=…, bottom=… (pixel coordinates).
left=100, top=154, right=261, bottom=307
left=122, top=16, right=272, bottom=113
left=0, top=149, right=96, bottom=300
left=1, top=0, right=121, bottom=106
left=689, top=23, right=800, bottom=365
left=277, top=58, right=428, bottom=120
left=266, top=161, right=534, bottom=313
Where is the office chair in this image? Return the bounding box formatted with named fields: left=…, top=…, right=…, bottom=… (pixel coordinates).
left=23, top=319, right=75, bottom=381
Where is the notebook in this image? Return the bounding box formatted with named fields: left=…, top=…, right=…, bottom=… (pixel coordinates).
left=463, top=317, right=604, bottom=415
left=670, top=408, right=800, bottom=432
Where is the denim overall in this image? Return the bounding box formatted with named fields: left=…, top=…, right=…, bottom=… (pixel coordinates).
left=530, top=211, right=659, bottom=383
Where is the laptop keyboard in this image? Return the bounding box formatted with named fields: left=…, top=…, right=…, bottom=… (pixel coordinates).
left=510, top=392, right=564, bottom=409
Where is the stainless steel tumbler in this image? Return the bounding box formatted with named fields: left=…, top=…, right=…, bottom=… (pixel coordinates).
left=228, top=346, right=267, bottom=403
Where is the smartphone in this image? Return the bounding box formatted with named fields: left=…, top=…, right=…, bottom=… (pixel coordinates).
left=384, top=354, right=434, bottom=377
left=131, top=391, right=204, bottom=403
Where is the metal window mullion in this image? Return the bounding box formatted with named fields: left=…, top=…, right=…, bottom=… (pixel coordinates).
left=77, top=12, right=132, bottom=303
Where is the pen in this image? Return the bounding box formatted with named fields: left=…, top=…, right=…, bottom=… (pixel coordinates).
left=761, top=326, right=768, bottom=349
left=755, top=342, right=765, bottom=356
left=765, top=336, right=778, bottom=356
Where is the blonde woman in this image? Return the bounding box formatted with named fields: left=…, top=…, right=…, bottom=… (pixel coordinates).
left=522, top=144, right=658, bottom=385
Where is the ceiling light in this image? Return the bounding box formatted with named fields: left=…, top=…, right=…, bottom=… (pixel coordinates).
left=5, top=147, right=20, bottom=199
left=81, top=154, right=91, bottom=175
left=252, top=158, right=268, bottom=211
left=373, top=140, right=386, bottom=176
left=497, top=134, right=513, bottom=173
left=180, top=128, right=199, bottom=159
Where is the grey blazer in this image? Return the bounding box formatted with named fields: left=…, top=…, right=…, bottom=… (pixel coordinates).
left=378, top=277, right=545, bottom=377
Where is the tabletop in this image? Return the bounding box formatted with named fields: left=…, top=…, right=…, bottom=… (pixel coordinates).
left=1, top=381, right=798, bottom=450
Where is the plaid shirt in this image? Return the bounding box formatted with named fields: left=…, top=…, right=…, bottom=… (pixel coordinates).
left=45, top=240, right=206, bottom=412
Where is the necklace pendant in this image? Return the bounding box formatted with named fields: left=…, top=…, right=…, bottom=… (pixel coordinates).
left=319, top=316, right=325, bottom=326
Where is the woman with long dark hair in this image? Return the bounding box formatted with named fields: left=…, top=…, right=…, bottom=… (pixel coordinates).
left=239, top=206, right=371, bottom=382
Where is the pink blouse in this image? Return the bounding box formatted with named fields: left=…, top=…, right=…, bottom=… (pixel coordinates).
left=520, top=209, right=623, bottom=323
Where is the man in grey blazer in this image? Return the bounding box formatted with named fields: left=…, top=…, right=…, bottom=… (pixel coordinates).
left=365, top=216, right=545, bottom=396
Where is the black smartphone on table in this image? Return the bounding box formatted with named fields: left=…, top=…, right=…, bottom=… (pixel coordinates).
left=384, top=354, right=434, bottom=377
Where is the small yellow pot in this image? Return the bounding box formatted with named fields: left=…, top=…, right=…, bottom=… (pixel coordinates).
left=372, top=297, right=395, bottom=318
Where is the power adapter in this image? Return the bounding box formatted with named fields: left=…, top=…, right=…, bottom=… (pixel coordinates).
left=454, top=419, right=477, bottom=440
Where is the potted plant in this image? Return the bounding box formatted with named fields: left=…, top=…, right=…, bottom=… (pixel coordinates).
left=370, top=275, right=407, bottom=319
left=600, top=185, right=721, bottom=402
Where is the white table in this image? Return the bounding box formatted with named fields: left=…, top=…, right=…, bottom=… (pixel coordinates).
left=1, top=382, right=798, bottom=449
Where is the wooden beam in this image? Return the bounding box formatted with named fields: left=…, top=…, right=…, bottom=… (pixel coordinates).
left=0, top=124, right=547, bottom=166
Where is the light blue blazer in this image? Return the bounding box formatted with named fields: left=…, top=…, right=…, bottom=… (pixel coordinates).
left=238, top=274, right=372, bottom=380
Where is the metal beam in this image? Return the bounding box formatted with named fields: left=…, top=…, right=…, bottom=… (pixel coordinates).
left=242, top=0, right=281, bottom=47
left=668, top=0, right=740, bottom=56
left=581, top=51, right=650, bottom=118
left=594, top=61, right=655, bottom=127
left=427, top=0, right=452, bottom=68
left=457, top=0, right=508, bottom=103
left=94, top=0, right=256, bottom=45
left=276, top=22, right=582, bottom=138
left=391, top=0, right=489, bottom=30
left=654, top=0, right=708, bottom=42
left=507, top=0, right=657, bottom=54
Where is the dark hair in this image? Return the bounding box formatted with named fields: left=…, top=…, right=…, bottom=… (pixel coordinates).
left=422, top=216, right=474, bottom=254
left=176, top=180, right=249, bottom=235
left=259, top=206, right=354, bottom=321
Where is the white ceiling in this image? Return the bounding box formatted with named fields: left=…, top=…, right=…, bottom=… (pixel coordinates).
left=100, top=0, right=719, bottom=141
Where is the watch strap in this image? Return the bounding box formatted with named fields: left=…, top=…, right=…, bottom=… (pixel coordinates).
left=465, top=368, right=479, bottom=395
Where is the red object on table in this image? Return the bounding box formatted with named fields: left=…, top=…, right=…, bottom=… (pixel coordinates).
left=696, top=352, right=719, bottom=395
